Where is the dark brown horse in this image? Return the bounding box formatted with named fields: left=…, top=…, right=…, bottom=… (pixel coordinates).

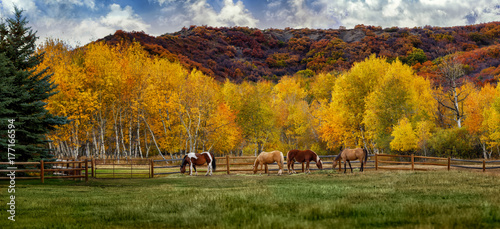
left=333, top=148, right=368, bottom=173
left=286, top=149, right=323, bottom=174
left=180, top=152, right=216, bottom=176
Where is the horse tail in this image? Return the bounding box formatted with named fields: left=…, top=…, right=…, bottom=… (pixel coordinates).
left=211, top=153, right=216, bottom=171
left=363, top=148, right=368, bottom=164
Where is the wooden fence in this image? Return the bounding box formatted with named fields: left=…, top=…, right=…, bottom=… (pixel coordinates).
left=91, top=159, right=151, bottom=179
left=2, top=154, right=499, bottom=182
left=0, top=160, right=88, bottom=183
left=151, top=155, right=375, bottom=176
left=374, top=154, right=500, bottom=172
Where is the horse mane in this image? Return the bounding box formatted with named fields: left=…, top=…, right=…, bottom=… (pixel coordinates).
left=334, top=151, right=342, bottom=161
left=310, top=150, right=320, bottom=162
left=180, top=155, right=187, bottom=168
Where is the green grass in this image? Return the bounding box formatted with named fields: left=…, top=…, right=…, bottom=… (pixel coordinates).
left=1, top=170, right=499, bottom=228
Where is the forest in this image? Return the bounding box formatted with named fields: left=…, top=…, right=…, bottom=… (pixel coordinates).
left=37, top=23, right=500, bottom=160
left=38, top=43, right=498, bottom=160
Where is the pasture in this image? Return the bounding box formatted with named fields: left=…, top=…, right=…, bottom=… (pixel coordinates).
left=1, top=170, right=499, bottom=228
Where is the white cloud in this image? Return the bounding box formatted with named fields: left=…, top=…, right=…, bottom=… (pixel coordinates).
left=9, top=2, right=150, bottom=47
left=100, top=4, right=150, bottom=32
left=158, top=0, right=258, bottom=30
left=218, top=0, right=258, bottom=27
left=0, top=0, right=38, bottom=16
left=44, top=0, right=96, bottom=10
left=265, top=0, right=339, bottom=29
left=264, top=0, right=500, bottom=29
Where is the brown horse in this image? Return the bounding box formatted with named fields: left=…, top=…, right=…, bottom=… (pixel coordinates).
left=333, top=148, right=368, bottom=173
left=286, top=149, right=323, bottom=174
left=253, top=151, right=284, bottom=175
left=180, top=152, right=216, bottom=176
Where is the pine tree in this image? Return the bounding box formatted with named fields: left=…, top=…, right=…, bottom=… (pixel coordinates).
left=0, top=7, right=67, bottom=163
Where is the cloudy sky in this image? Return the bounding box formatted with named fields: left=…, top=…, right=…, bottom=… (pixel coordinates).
left=1, top=0, right=499, bottom=47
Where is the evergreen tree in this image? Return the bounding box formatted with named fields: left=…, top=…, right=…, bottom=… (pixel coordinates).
left=0, top=7, right=67, bottom=163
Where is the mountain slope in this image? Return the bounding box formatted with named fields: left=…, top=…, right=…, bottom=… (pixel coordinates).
left=100, top=22, right=500, bottom=83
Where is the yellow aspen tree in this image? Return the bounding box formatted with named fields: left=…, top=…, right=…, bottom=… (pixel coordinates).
left=364, top=59, right=435, bottom=151
left=320, top=54, right=389, bottom=149
left=463, top=83, right=497, bottom=158
left=390, top=117, right=418, bottom=152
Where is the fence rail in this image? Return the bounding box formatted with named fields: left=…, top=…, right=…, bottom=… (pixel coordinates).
left=0, top=160, right=88, bottom=183
left=2, top=154, right=499, bottom=182
left=375, top=154, right=500, bottom=172
left=91, top=159, right=151, bottom=179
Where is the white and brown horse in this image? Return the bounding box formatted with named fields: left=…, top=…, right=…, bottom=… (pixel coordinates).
left=286, top=149, right=323, bottom=174
left=333, top=148, right=368, bottom=173
left=253, top=151, right=285, bottom=175
left=180, top=152, right=216, bottom=176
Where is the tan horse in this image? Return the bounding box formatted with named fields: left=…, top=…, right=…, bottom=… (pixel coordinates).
left=253, top=151, right=284, bottom=175
left=333, top=148, right=368, bottom=173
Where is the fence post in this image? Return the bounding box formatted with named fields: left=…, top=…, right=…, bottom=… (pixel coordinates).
left=483, top=159, right=486, bottom=172
left=375, top=154, right=378, bottom=170
left=79, top=162, right=82, bottom=181
left=92, top=159, right=95, bottom=178
left=73, top=162, right=76, bottom=181
left=411, top=154, right=414, bottom=171
left=40, top=160, right=44, bottom=184
left=447, top=157, right=450, bottom=171
left=226, top=155, right=230, bottom=175
left=150, top=159, right=154, bottom=178
left=85, top=159, right=89, bottom=182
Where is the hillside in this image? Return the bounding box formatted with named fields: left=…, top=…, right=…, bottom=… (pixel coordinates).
left=100, top=22, right=500, bottom=83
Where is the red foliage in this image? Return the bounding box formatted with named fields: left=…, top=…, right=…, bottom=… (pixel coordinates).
left=96, top=23, right=500, bottom=83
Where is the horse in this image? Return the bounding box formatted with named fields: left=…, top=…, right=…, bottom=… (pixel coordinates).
left=180, top=152, right=216, bottom=176
left=332, top=148, right=368, bottom=173
left=286, top=149, right=323, bottom=174
left=253, top=151, right=284, bottom=175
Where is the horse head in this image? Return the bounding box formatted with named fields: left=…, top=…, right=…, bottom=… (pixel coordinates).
left=252, top=157, right=260, bottom=174
left=180, top=155, right=188, bottom=174
left=332, top=160, right=338, bottom=169
left=316, top=157, right=323, bottom=170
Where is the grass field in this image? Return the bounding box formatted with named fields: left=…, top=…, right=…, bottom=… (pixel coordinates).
left=1, top=170, right=499, bottom=228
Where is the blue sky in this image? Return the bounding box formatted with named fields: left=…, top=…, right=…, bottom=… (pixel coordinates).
left=1, top=0, right=499, bottom=47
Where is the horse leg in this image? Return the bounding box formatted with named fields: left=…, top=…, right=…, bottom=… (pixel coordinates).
left=343, top=159, right=347, bottom=173
left=348, top=161, right=353, bottom=173
left=210, top=160, right=213, bottom=176
left=205, top=161, right=210, bottom=176
left=360, top=160, right=364, bottom=172
left=278, top=162, right=283, bottom=176
left=306, top=161, right=311, bottom=174
left=189, top=162, right=193, bottom=176
left=287, top=159, right=291, bottom=174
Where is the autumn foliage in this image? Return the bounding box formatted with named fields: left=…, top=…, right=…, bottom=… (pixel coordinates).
left=39, top=22, right=500, bottom=159
left=103, top=23, right=500, bottom=84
